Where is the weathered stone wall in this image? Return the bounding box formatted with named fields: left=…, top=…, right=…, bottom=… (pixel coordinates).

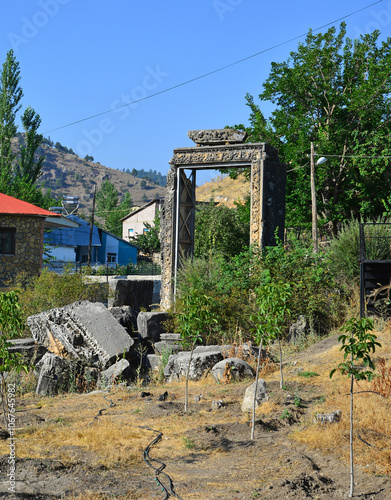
left=0, top=215, right=44, bottom=286
left=160, top=165, right=176, bottom=311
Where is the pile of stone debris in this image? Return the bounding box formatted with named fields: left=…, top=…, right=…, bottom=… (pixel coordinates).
left=11, top=300, right=267, bottom=411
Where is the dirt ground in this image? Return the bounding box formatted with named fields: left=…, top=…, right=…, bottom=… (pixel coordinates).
left=0, top=333, right=390, bottom=500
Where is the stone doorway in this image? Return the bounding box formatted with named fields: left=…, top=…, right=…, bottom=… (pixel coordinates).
left=160, top=129, right=287, bottom=310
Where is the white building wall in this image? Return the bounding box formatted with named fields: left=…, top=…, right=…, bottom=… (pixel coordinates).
left=122, top=203, right=158, bottom=240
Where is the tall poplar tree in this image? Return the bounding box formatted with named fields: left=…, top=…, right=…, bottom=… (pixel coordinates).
left=0, top=50, right=49, bottom=207
left=0, top=49, right=22, bottom=193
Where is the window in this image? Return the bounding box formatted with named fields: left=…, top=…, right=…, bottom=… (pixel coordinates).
left=107, top=253, right=116, bottom=263
left=143, top=228, right=149, bottom=233
left=128, top=229, right=134, bottom=236
left=0, top=228, right=15, bottom=255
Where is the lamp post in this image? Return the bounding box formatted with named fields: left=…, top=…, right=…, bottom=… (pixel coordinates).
left=310, top=142, right=327, bottom=254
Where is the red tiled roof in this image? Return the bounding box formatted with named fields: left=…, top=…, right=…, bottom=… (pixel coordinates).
left=0, top=193, right=60, bottom=217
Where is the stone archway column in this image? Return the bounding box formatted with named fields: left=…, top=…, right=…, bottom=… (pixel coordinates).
left=160, top=137, right=286, bottom=311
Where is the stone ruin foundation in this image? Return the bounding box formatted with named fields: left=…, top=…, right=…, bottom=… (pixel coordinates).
left=160, top=129, right=287, bottom=310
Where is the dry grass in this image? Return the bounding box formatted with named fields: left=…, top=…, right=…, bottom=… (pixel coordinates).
left=291, top=324, right=391, bottom=475
left=196, top=172, right=249, bottom=206
left=0, top=378, right=252, bottom=469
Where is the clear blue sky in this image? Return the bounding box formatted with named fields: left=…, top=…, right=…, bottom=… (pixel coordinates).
left=1, top=0, right=390, bottom=186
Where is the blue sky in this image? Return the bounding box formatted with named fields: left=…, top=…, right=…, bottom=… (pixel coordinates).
left=1, top=0, right=390, bottom=186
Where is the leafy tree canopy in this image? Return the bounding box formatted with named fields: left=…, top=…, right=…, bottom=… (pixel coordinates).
left=130, top=213, right=161, bottom=254
left=233, top=24, right=391, bottom=231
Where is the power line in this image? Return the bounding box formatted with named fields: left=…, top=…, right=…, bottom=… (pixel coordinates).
left=43, top=0, right=384, bottom=135
left=285, top=153, right=391, bottom=173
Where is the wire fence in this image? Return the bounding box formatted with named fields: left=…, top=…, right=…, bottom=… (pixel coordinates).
left=45, top=261, right=161, bottom=276
left=78, top=261, right=161, bottom=276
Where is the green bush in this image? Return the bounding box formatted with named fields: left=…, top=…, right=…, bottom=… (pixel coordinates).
left=194, top=200, right=250, bottom=259
left=257, top=238, right=347, bottom=335
left=175, top=252, right=256, bottom=344
left=14, top=267, right=107, bottom=320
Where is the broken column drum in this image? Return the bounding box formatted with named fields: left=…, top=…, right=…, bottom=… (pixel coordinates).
left=160, top=129, right=287, bottom=310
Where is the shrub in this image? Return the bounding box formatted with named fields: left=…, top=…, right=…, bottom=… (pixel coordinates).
left=175, top=251, right=256, bottom=344
left=14, top=267, right=107, bottom=320
left=256, top=237, right=347, bottom=335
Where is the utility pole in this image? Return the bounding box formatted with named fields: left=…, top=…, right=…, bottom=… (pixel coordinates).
left=87, top=184, right=97, bottom=266
left=310, top=142, right=318, bottom=254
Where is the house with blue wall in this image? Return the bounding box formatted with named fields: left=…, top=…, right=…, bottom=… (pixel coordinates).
left=44, top=215, right=137, bottom=268
left=97, top=228, right=137, bottom=267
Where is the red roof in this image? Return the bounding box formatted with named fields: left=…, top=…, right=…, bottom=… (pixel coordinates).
left=0, top=193, right=60, bottom=217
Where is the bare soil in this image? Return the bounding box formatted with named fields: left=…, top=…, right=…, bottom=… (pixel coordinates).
left=0, top=334, right=390, bottom=500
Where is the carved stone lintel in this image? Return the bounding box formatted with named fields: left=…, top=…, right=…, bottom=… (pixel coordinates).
left=188, top=129, right=247, bottom=145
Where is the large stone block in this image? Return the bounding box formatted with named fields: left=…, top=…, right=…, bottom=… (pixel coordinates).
left=211, top=358, right=254, bottom=383
left=35, top=353, right=72, bottom=396
left=164, top=349, right=223, bottom=382
left=107, top=278, right=160, bottom=310
left=137, top=311, right=168, bottom=342
left=27, top=301, right=134, bottom=369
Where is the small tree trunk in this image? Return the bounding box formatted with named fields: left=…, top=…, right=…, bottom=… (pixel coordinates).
left=251, top=336, right=264, bottom=440
left=349, top=372, right=354, bottom=497
left=0, top=373, right=8, bottom=427
left=279, top=338, right=284, bottom=389
left=184, top=341, right=195, bottom=413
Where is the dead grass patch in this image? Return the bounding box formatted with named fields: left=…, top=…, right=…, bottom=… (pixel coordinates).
left=292, top=326, right=391, bottom=475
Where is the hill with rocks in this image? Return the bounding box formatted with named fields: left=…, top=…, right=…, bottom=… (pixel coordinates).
left=13, top=137, right=166, bottom=215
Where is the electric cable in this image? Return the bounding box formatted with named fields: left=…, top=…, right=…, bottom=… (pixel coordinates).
left=140, top=426, right=183, bottom=500
left=43, top=0, right=384, bottom=135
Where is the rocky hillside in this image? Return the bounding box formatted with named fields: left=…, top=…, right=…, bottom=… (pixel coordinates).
left=195, top=172, right=250, bottom=206
left=15, top=140, right=166, bottom=214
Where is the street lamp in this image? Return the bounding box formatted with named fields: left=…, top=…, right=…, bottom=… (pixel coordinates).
left=310, top=143, right=328, bottom=254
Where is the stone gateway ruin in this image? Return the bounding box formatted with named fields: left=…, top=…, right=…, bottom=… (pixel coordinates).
left=160, top=129, right=287, bottom=309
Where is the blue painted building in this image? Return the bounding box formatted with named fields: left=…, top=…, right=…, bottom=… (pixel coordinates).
left=44, top=215, right=137, bottom=267
left=97, top=228, right=138, bottom=267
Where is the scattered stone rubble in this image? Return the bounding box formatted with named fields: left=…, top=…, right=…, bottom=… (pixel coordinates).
left=21, top=300, right=262, bottom=411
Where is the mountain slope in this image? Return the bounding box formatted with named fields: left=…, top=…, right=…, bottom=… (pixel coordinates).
left=195, top=173, right=250, bottom=206
left=24, top=142, right=166, bottom=214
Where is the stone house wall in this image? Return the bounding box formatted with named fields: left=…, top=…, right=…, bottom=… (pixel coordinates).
left=0, top=215, right=44, bottom=286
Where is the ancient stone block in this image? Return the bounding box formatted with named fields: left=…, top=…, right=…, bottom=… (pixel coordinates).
left=211, top=358, right=254, bottom=383
left=164, top=349, right=223, bottom=382
left=241, top=379, right=269, bottom=412
left=137, top=311, right=168, bottom=342
left=27, top=301, right=134, bottom=368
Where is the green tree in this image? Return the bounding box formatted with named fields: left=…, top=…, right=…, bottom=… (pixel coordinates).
left=238, top=24, right=391, bottom=231
left=194, top=200, right=249, bottom=259
left=176, top=291, right=218, bottom=412
left=0, top=49, right=23, bottom=193
left=250, top=279, right=292, bottom=439
left=131, top=213, right=161, bottom=254
left=0, top=50, right=50, bottom=207
left=15, top=106, right=44, bottom=184
left=96, top=181, right=131, bottom=237
left=330, top=317, right=381, bottom=498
